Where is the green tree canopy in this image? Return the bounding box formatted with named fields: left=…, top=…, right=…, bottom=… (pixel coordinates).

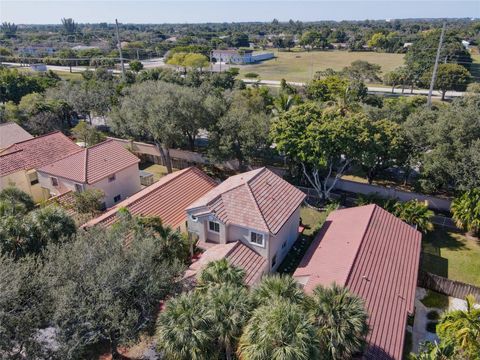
left=451, top=188, right=480, bottom=236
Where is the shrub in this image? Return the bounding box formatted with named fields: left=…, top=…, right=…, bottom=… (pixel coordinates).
left=426, top=321, right=438, bottom=333
left=427, top=310, right=440, bottom=320
left=244, top=72, right=259, bottom=78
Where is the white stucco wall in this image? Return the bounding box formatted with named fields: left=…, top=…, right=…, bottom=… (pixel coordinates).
left=269, top=206, right=301, bottom=271
left=186, top=206, right=301, bottom=272
left=227, top=224, right=269, bottom=258
left=89, top=165, right=141, bottom=208
left=38, top=164, right=141, bottom=208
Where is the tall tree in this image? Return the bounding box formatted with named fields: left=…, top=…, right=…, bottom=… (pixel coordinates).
left=61, top=18, right=76, bottom=35
left=309, top=284, right=369, bottom=360
left=437, top=294, right=480, bottom=359
left=44, top=218, right=185, bottom=359
left=238, top=299, right=320, bottom=360
left=272, top=102, right=369, bottom=200
left=359, top=119, right=410, bottom=184
left=208, top=90, right=271, bottom=169
left=156, top=291, right=212, bottom=360
left=451, top=188, right=480, bottom=236
left=422, top=63, right=471, bottom=100
left=252, top=274, right=306, bottom=305
left=197, top=258, right=246, bottom=290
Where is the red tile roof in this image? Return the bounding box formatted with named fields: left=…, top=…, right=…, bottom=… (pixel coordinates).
left=0, top=131, right=81, bottom=177
left=184, top=241, right=267, bottom=286
left=187, top=167, right=305, bottom=234
left=0, top=122, right=33, bottom=149
left=293, top=204, right=422, bottom=360
left=83, top=167, right=217, bottom=229
left=37, top=139, right=140, bottom=184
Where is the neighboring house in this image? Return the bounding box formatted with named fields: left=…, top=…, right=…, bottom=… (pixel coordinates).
left=293, top=204, right=422, bottom=360
left=83, top=167, right=218, bottom=231
left=186, top=167, right=306, bottom=273
left=0, top=122, right=33, bottom=151
left=212, top=49, right=274, bottom=64
left=0, top=132, right=81, bottom=202
left=37, top=139, right=141, bottom=208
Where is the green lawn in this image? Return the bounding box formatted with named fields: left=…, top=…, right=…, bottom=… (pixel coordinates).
left=140, top=163, right=177, bottom=182
left=276, top=206, right=327, bottom=274
left=238, top=50, right=405, bottom=83
left=421, top=228, right=480, bottom=286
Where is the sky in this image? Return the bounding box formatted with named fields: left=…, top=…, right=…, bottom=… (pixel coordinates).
left=1, top=0, right=479, bottom=24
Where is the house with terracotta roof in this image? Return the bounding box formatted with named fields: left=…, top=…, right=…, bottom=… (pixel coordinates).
left=0, top=123, right=33, bottom=151
left=186, top=167, right=306, bottom=273
left=83, top=166, right=218, bottom=231
left=0, top=131, right=81, bottom=202
left=37, top=139, right=142, bottom=208
left=293, top=204, right=422, bottom=360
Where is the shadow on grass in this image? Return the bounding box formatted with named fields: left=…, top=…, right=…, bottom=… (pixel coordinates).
left=421, top=228, right=468, bottom=278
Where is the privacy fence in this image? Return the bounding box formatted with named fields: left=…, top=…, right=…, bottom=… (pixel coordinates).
left=417, top=271, right=480, bottom=302
left=108, top=137, right=240, bottom=171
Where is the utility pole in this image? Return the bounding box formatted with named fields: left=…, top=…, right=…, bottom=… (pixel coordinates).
left=115, top=19, right=126, bottom=81
left=427, top=21, right=446, bottom=107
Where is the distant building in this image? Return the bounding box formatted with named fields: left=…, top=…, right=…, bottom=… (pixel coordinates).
left=30, top=63, right=47, bottom=72
left=212, top=49, right=274, bottom=64
left=462, top=40, right=470, bottom=49
left=37, top=139, right=142, bottom=208
left=71, top=45, right=100, bottom=51
left=403, top=42, right=413, bottom=48
left=18, top=46, right=56, bottom=56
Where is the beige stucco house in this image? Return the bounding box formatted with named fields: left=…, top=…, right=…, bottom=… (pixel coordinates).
left=0, top=131, right=81, bottom=202
left=37, top=139, right=142, bottom=208
left=186, top=167, right=306, bottom=274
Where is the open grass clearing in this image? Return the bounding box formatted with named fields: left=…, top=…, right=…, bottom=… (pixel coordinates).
left=421, top=228, right=480, bottom=287
left=237, top=50, right=405, bottom=83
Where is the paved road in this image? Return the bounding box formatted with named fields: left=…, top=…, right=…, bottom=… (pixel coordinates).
left=241, top=78, right=465, bottom=98
left=3, top=61, right=465, bottom=98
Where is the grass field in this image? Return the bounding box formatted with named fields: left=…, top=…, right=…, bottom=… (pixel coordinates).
left=421, top=228, right=480, bottom=286
left=238, top=50, right=405, bottom=83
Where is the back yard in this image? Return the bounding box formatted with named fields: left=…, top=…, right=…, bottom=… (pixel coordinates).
left=237, top=50, right=405, bottom=83
left=276, top=206, right=328, bottom=274
left=421, top=228, right=480, bottom=287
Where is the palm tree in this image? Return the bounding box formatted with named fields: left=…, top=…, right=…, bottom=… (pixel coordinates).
left=156, top=291, right=212, bottom=360
left=61, top=18, right=76, bottom=35
left=437, top=294, right=480, bottom=359
left=394, top=200, right=434, bottom=233
left=205, top=284, right=252, bottom=360
left=451, top=189, right=480, bottom=236
left=238, top=299, right=320, bottom=360
left=411, top=341, right=456, bottom=360
left=272, top=93, right=297, bottom=116
left=252, top=274, right=306, bottom=305
left=197, top=259, right=246, bottom=290
left=309, top=284, right=369, bottom=360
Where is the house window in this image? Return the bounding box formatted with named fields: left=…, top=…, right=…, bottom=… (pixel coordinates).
left=100, top=202, right=107, bottom=211
left=74, top=183, right=83, bottom=192
left=250, top=231, right=265, bottom=247
left=208, top=221, right=220, bottom=233
left=28, top=172, right=39, bottom=186
left=114, top=194, right=121, bottom=203
left=282, top=240, right=287, bottom=249
left=272, top=252, right=277, bottom=268
left=51, top=177, right=58, bottom=187
left=108, top=174, right=116, bottom=183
